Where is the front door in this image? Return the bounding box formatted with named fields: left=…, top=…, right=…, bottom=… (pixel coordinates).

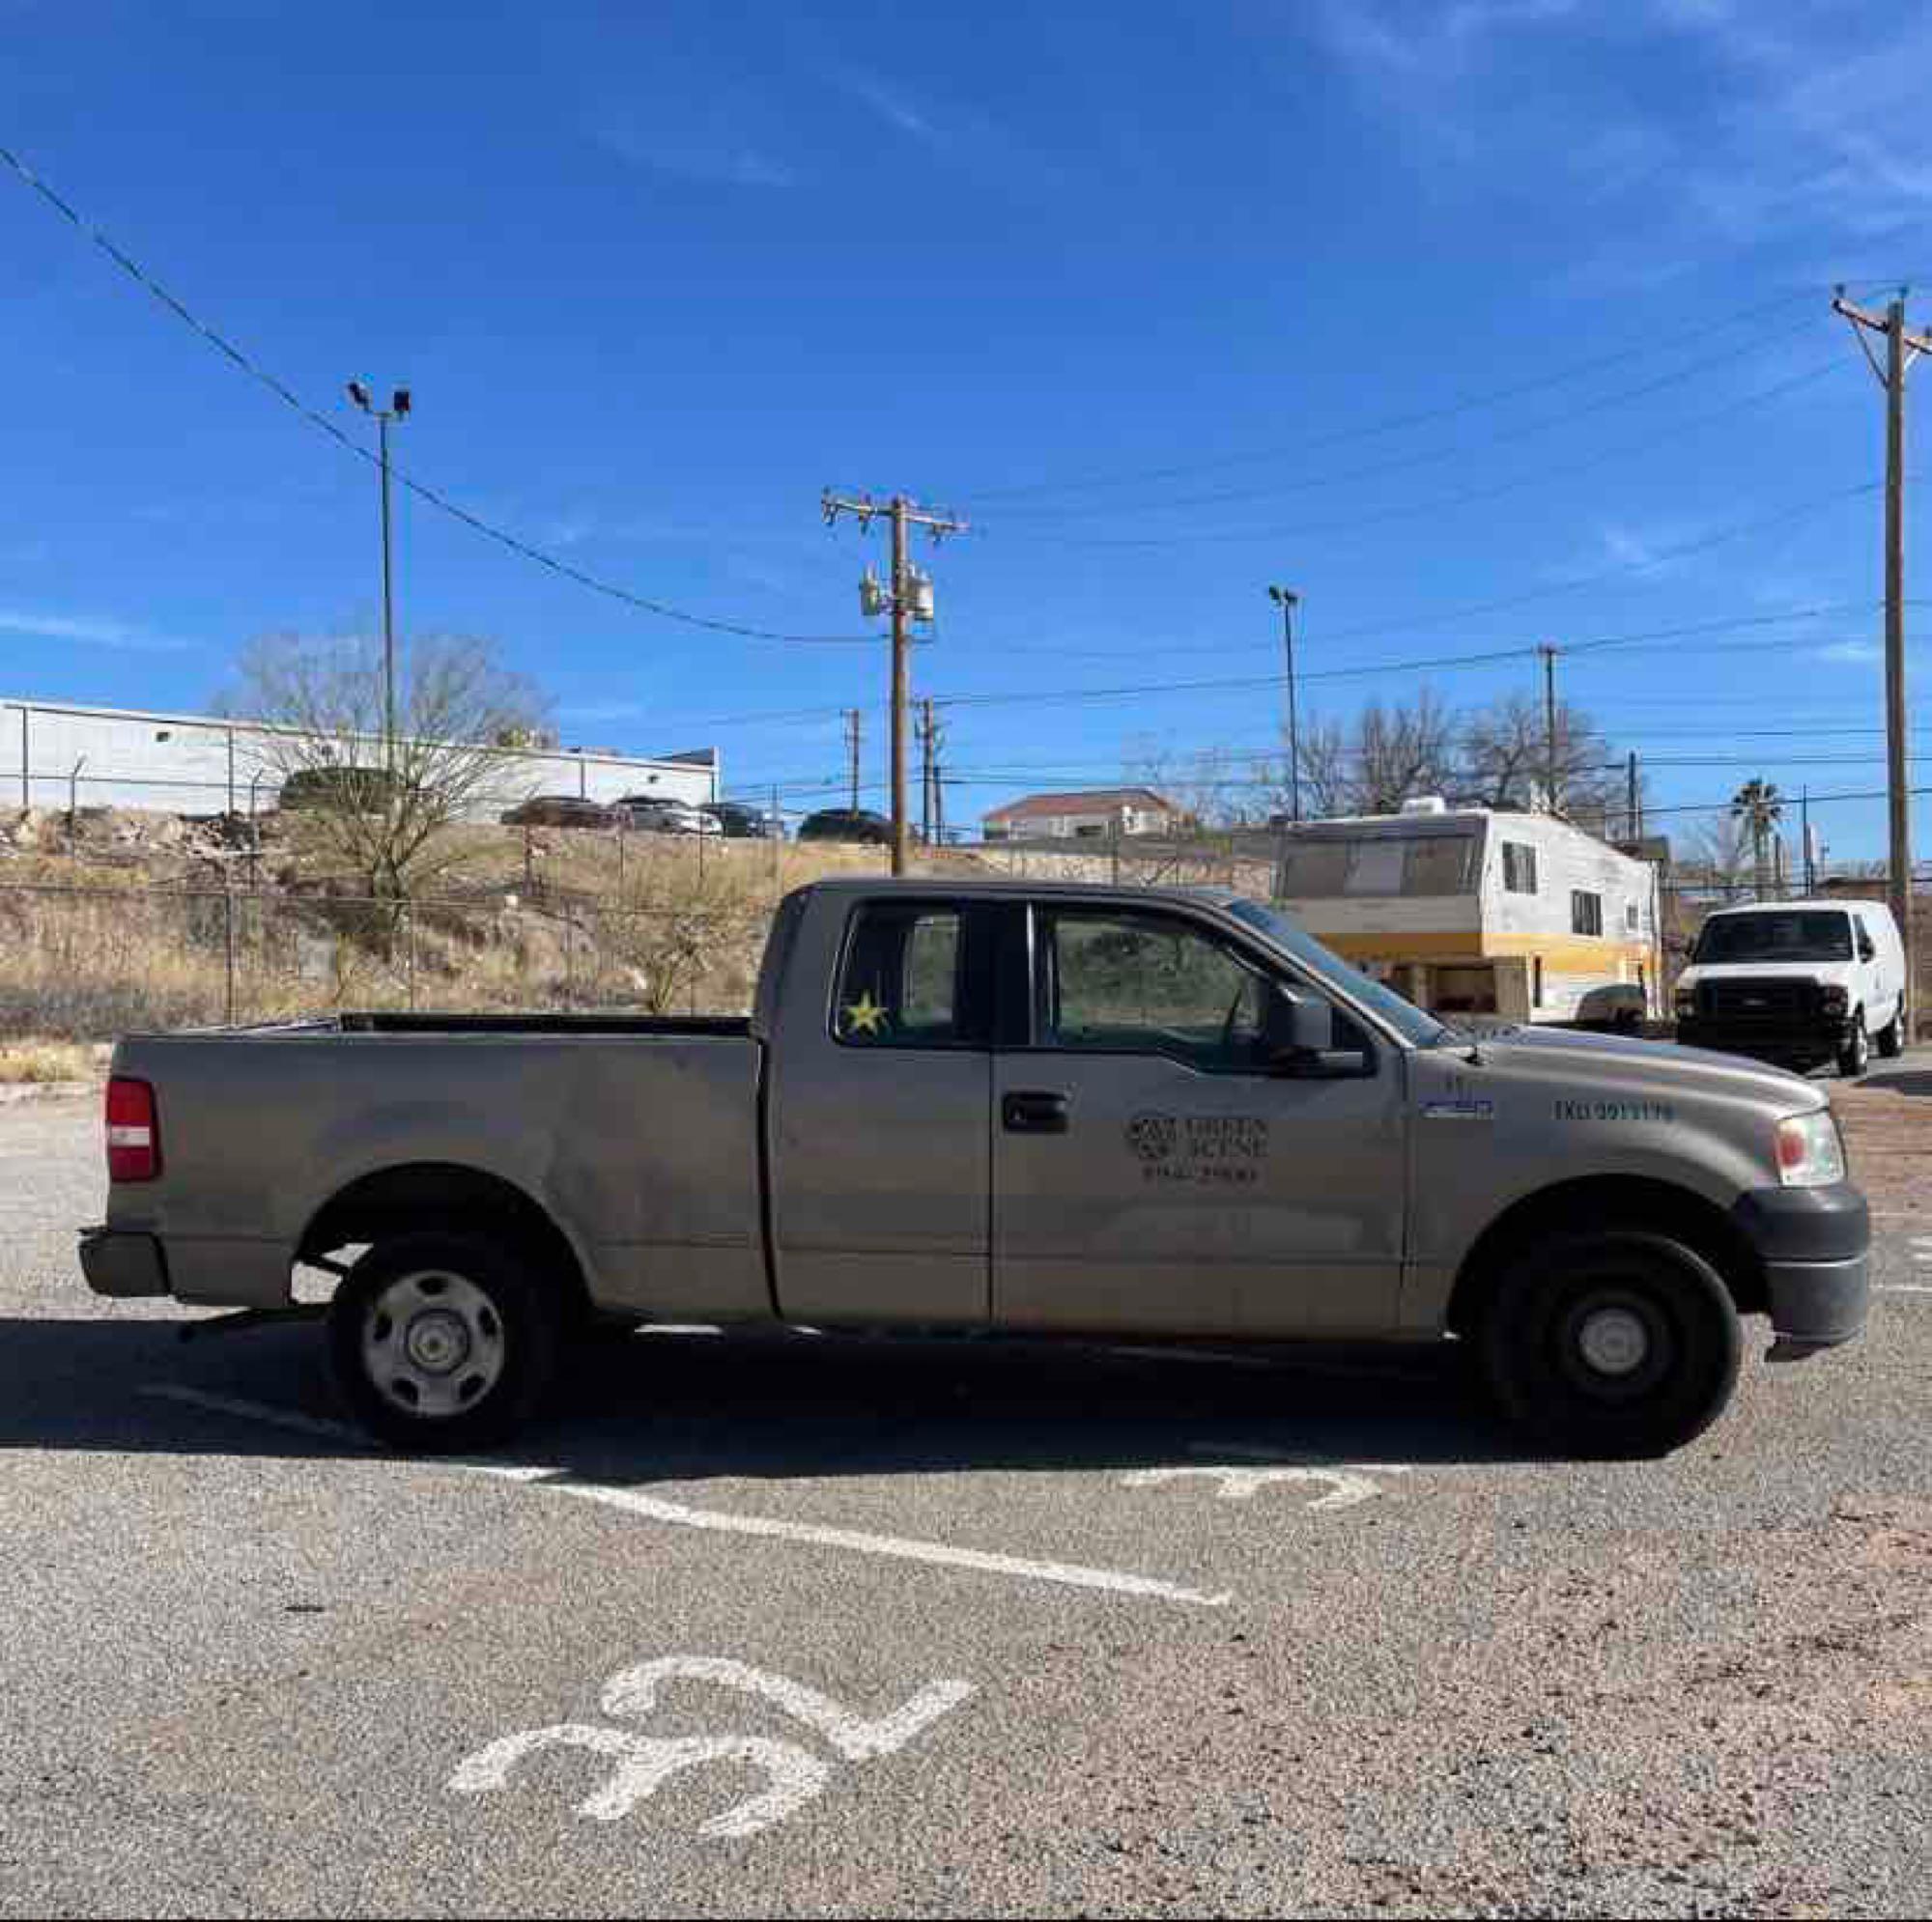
left=992, top=904, right=1406, bottom=1337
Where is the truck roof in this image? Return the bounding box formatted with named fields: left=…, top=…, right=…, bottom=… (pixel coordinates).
left=791, top=875, right=1247, bottom=907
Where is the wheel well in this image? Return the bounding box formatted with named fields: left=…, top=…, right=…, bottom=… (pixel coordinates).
left=298, top=1163, right=590, bottom=1317
left=1446, top=1175, right=1767, bottom=1336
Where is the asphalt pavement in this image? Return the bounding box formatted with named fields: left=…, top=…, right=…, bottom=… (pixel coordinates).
left=1, top=1087, right=1928, bottom=1917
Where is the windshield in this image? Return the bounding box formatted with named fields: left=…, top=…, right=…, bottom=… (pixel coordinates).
left=1225, top=899, right=1451, bottom=1047
left=1692, top=911, right=1853, bottom=965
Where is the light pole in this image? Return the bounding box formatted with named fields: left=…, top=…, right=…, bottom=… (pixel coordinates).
left=347, top=381, right=412, bottom=776
left=1267, top=585, right=1301, bottom=822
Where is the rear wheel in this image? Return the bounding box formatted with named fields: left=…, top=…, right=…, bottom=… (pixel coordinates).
left=1479, top=1230, right=1742, bottom=1457
left=1837, top=1012, right=1869, bottom=1079
left=327, top=1231, right=559, bottom=1451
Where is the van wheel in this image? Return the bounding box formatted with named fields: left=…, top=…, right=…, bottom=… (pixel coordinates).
left=1876, top=1004, right=1906, bottom=1059
left=1479, top=1230, right=1742, bottom=1457
left=327, top=1232, right=559, bottom=1452
left=1837, top=1013, right=1869, bottom=1079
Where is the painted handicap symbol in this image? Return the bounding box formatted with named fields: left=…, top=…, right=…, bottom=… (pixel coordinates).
left=1123, top=1445, right=1414, bottom=1512
left=449, top=1655, right=975, bottom=1839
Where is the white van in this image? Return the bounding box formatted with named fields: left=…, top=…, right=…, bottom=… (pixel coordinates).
left=1674, top=898, right=1908, bottom=1077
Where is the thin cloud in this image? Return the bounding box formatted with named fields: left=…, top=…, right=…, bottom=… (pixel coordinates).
left=0, top=609, right=195, bottom=652
left=592, top=119, right=794, bottom=190
left=1816, top=639, right=1882, bottom=664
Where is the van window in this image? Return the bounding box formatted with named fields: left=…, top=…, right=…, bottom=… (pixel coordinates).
left=1571, top=890, right=1604, bottom=937
left=1502, top=842, right=1538, bottom=894
left=1691, top=912, right=1852, bottom=964
left=1345, top=841, right=1406, bottom=895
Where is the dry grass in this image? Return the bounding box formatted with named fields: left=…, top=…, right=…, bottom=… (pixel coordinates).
left=0, top=1038, right=102, bottom=1083
left=0, top=811, right=993, bottom=1039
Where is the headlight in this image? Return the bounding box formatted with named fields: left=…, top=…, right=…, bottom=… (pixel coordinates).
left=1820, top=985, right=1848, bottom=1015
left=1776, top=1110, right=1846, bottom=1188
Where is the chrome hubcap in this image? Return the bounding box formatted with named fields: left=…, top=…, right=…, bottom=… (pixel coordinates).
left=1577, top=1305, right=1650, bottom=1377
left=362, top=1270, right=505, bottom=1420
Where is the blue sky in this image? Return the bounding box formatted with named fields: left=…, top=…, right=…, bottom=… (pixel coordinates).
left=5, top=0, right=1932, bottom=858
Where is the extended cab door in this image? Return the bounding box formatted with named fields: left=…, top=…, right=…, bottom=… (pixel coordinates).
left=765, top=894, right=995, bottom=1327
left=991, top=902, right=1406, bottom=1337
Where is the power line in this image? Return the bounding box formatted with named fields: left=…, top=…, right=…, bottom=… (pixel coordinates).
left=988, top=332, right=1834, bottom=533
left=0, top=141, right=876, bottom=649
left=962, top=285, right=1835, bottom=505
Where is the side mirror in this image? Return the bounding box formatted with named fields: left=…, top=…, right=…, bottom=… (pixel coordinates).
left=1264, top=986, right=1368, bottom=1076
left=1859, top=940, right=1876, bottom=963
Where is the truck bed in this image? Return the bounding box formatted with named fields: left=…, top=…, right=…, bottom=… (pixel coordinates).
left=163, top=1011, right=753, bottom=1039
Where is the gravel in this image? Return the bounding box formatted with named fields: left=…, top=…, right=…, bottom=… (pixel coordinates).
left=1, top=1087, right=1927, bottom=1917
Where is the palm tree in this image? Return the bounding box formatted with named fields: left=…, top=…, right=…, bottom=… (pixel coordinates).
left=1731, top=778, right=1784, bottom=901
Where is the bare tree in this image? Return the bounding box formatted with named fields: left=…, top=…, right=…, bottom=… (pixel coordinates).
left=1351, top=690, right=1457, bottom=814
left=227, top=629, right=551, bottom=900
left=1457, top=692, right=1621, bottom=825
left=1681, top=810, right=1755, bottom=899
left=1123, top=738, right=1247, bottom=831
left=1287, top=713, right=1353, bottom=820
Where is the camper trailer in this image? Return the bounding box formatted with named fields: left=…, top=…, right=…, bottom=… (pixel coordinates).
left=1271, top=801, right=1662, bottom=1026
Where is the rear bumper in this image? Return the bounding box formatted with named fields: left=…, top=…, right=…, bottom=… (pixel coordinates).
left=78, top=1227, right=170, bottom=1297
left=1731, top=1184, right=1870, bottom=1352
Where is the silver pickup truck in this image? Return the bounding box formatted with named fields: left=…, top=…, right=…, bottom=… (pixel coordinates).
left=81, top=877, right=1870, bottom=1456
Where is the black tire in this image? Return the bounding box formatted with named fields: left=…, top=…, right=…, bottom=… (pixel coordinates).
left=1479, top=1230, right=1742, bottom=1458
left=1837, top=1012, right=1869, bottom=1079
left=1876, top=1003, right=1906, bottom=1060
left=327, top=1231, right=560, bottom=1452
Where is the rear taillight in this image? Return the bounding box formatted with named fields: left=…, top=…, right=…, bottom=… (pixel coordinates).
left=105, top=1077, right=160, bottom=1182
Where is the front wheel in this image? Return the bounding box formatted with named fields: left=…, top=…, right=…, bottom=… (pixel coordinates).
left=1838, top=1013, right=1869, bottom=1079
left=1876, top=1003, right=1906, bottom=1059
left=1479, top=1230, right=1742, bottom=1457
left=328, top=1231, right=560, bottom=1451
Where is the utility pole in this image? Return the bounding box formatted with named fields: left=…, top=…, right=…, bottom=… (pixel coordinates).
left=1626, top=751, right=1639, bottom=843
left=844, top=708, right=862, bottom=814
left=918, top=697, right=939, bottom=845
left=1266, top=586, right=1301, bottom=822
left=822, top=492, right=968, bottom=876
left=1538, top=643, right=1560, bottom=815
left=347, top=382, right=412, bottom=776
left=1833, top=288, right=1931, bottom=982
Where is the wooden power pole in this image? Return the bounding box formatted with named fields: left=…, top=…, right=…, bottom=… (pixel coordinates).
left=1538, top=643, right=1560, bottom=814
left=1834, top=288, right=1932, bottom=987
left=822, top=492, right=968, bottom=875
left=844, top=708, right=862, bottom=813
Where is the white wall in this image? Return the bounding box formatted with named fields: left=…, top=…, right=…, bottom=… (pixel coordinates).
left=1, top=699, right=718, bottom=818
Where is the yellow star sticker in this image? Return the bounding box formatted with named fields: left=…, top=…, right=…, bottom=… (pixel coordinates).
left=842, top=989, right=890, bottom=1037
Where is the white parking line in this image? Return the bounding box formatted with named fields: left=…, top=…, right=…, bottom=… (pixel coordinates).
left=1875, top=1284, right=1932, bottom=1295
left=139, top=1384, right=1232, bottom=1609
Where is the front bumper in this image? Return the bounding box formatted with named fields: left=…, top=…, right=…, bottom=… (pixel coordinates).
left=1731, top=1184, right=1870, bottom=1353
left=1677, top=1017, right=1853, bottom=1065
left=78, top=1226, right=171, bottom=1298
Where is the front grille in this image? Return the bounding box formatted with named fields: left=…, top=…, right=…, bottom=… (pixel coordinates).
left=1701, top=977, right=1814, bottom=1023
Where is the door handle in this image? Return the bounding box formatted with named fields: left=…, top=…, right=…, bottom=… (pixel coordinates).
left=1002, top=1089, right=1070, bottom=1135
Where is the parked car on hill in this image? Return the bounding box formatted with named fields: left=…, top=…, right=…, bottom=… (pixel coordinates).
left=702, top=801, right=779, bottom=839
left=499, top=794, right=617, bottom=830
left=619, top=795, right=721, bottom=835
left=798, top=806, right=893, bottom=846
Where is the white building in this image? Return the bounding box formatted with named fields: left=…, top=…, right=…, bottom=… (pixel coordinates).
left=981, top=786, right=1183, bottom=842
left=1, top=696, right=719, bottom=818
